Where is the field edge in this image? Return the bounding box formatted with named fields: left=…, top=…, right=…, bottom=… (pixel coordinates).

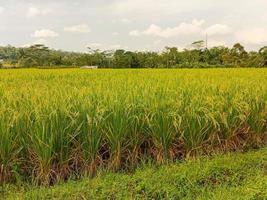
left=2, top=146, right=267, bottom=200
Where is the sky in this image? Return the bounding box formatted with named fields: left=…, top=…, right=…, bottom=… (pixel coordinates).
left=0, top=0, right=267, bottom=52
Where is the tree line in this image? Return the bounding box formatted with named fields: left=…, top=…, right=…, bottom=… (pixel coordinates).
left=0, top=41, right=267, bottom=68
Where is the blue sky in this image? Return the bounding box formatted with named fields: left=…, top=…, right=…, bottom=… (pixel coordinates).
left=0, top=0, right=267, bottom=51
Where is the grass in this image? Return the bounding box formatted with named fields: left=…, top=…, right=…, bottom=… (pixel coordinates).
left=0, top=68, right=266, bottom=185
left=2, top=147, right=267, bottom=199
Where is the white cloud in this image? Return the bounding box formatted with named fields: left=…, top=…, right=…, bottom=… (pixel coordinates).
left=129, top=30, right=141, bottom=36
left=64, top=24, right=91, bottom=33
left=235, top=28, right=267, bottom=44
left=27, top=7, right=51, bottom=18
left=192, top=19, right=205, bottom=26
left=121, top=18, right=131, bottom=23
left=1, top=0, right=266, bottom=52
left=129, top=19, right=205, bottom=38
left=208, top=40, right=227, bottom=47
left=86, top=43, right=122, bottom=50
left=112, top=18, right=131, bottom=23
left=205, top=24, right=232, bottom=35
left=0, top=6, right=4, bottom=14
left=23, top=39, right=47, bottom=47
left=130, top=20, right=234, bottom=39
left=33, top=38, right=47, bottom=44
left=112, top=32, right=119, bottom=36
left=153, top=40, right=162, bottom=45
left=108, top=44, right=122, bottom=49
left=31, top=29, right=59, bottom=38
left=110, top=0, right=214, bottom=16
left=87, top=43, right=103, bottom=48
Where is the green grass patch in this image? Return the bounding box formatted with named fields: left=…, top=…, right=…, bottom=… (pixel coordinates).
left=2, top=147, right=267, bottom=200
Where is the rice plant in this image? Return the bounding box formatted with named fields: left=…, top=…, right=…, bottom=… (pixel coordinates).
left=0, top=68, right=266, bottom=185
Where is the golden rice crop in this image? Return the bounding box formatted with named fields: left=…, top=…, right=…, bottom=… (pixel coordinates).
left=0, top=68, right=266, bottom=185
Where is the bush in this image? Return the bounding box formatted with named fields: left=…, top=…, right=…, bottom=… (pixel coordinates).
left=17, top=58, right=38, bottom=68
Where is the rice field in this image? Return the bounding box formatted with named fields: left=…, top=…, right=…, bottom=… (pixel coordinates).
left=0, top=68, right=266, bottom=185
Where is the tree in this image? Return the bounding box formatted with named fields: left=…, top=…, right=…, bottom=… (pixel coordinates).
left=17, top=57, right=38, bottom=68
left=247, top=51, right=262, bottom=67
left=259, top=46, right=267, bottom=67
left=205, top=46, right=227, bottom=66
left=231, top=43, right=248, bottom=66
left=0, top=43, right=266, bottom=69
left=162, top=47, right=179, bottom=67
left=113, top=50, right=134, bottom=68
left=16, top=44, right=50, bottom=67
left=191, top=40, right=205, bottom=50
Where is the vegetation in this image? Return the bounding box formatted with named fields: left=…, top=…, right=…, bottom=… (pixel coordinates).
left=3, top=147, right=267, bottom=199
left=0, top=68, right=266, bottom=186
left=0, top=43, right=267, bottom=68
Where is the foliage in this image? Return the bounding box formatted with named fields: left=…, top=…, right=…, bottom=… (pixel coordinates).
left=0, top=43, right=267, bottom=68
